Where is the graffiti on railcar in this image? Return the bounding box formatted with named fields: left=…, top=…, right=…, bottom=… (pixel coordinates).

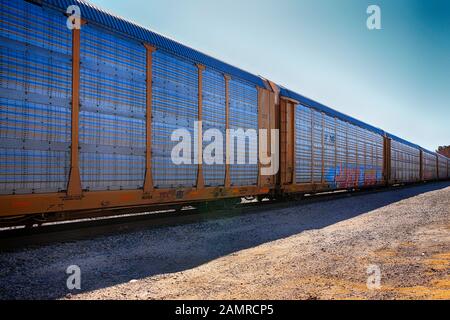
left=326, top=165, right=382, bottom=188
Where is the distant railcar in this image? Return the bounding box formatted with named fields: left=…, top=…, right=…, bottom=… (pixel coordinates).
left=437, top=154, right=448, bottom=180
left=422, top=151, right=438, bottom=181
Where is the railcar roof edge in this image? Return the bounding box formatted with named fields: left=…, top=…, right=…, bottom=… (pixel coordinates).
left=279, top=87, right=386, bottom=136
left=385, top=133, right=421, bottom=150
left=41, top=0, right=266, bottom=88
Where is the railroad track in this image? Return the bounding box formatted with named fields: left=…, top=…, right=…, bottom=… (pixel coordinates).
left=0, top=183, right=428, bottom=250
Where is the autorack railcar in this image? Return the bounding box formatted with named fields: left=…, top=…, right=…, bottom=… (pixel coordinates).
left=0, top=0, right=448, bottom=225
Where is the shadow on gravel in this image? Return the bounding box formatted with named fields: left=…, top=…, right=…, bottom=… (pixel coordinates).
left=0, top=181, right=449, bottom=299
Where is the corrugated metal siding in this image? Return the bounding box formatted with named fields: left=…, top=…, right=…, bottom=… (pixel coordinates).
left=437, top=154, right=447, bottom=180
left=295, top=105, right=312, bottom=183
left=42, top=0, right=265, bottom=88
left=294, top=104, right=383, bottom=188
left=0, top=0, right=71, bottom=194
left=423, top=152, right=437, bottom=180
left=202, top=68, right=226, bottom=187
left=152, top=49, right=198, bottom=188
left=312, top=110, right=323, bottom=182
left=346, top=123, right=358, bottom=187
left=229, top=78, right=258, bottom=186
left=363, top=129, right=384, bottom=186
left=335, top=119, right=347, bottom=187
left=390, top=140, right=420, bottom=183
left=79, top=23, right=146, bottom=191
left=323, top=115, right=336, bottom=184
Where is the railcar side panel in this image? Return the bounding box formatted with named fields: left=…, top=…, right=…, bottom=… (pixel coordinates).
left=422, top=152, right=437, bottom=181
left=287, top=100, right=384, bottom=192
left=202, top=68, right=226, bottom=187
left=79, top=23, right=147, bottom=191
left=152, top=50, right=199, bottom=188
left=390, top=140, right=420, bottom=183
left=437, top=154, right=447, bottom=180
left=0, top=0, right=72, bottom=195
left=228, top=78, right=258, bottom=186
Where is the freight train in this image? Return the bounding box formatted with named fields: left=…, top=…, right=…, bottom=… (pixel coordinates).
left=0, top=0, right=449, bottom=225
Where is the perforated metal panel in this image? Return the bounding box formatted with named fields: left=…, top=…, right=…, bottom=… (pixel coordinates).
left=390, top=140, right=420, bottom=183
left=0, top=0, right=71, bottom=194
left=79, top=23, right=146, bottom=191
left=228, top=78, right=258, bottom=186
left=323, top=114, right=336, bottom=184
left=335, top=119, right=347, bottom=187
left=295, top=105, right=312, bottom=183
left=363, top=130, right=384, bottom=186
left=294, top=104, right=383, bottom=188
left=437, top=154, right=447, bottom=180
left=152, top=50, right=198, bottom=188
left=312, top=110, right=323, bottom=182
left=202, top=68, right=226, bottom=187
left=422, top=152, right=437, bottom=180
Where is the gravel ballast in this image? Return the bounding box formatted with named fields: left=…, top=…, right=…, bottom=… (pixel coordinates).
left=0, top=182, right=449, bottom=300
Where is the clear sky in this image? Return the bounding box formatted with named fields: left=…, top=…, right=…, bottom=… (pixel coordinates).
left=88, top=0, right=449, bottom=151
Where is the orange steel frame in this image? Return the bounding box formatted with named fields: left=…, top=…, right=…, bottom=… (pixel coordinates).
left=0, top=29, right=276, bottom=219
left=66, top=27, right=82, bottom=199
left=143, top=44, right=156, bottom=196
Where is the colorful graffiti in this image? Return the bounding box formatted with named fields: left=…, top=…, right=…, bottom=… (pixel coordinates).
left=326, top=165, right=382, bottom=188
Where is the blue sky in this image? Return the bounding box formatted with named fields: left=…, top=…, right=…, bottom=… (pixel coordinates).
left=88, top=0, right=449, bottom=151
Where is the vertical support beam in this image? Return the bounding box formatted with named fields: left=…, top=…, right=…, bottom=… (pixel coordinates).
left=334, top=117, right=337, bottom=184
left=143, top=44, right=155, bottom=195
left=383, top=136, right=392, bottom=185
left=224, top=75, right=231, bottom=188
left=196, top=64, right=205, bottom=189
left=291, top=102, right=296, bottom=184
left=364, top=132, right=367, bottom=184
left=419, top=149, right=423, bottom=181
left=321, top=112, right=325, bottom=183
left=310, top=110, right=314, bottom=183
left=435, top=154, right=439, bottom=180
left=356, top=126, right=359, bottom=187
left=345, top=122, right=348, bottom=186
left=67, top=27, right=82, bottom=198
left=257, top=88, right=262, bottom=187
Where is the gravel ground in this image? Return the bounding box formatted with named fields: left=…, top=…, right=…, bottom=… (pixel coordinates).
left=0, top=182, right=449, bottom=300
